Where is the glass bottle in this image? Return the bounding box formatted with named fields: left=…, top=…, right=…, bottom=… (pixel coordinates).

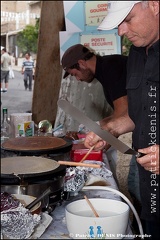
left=1, top=108, right=10, bottom=144
left=38, top=120, right=52, bottom=136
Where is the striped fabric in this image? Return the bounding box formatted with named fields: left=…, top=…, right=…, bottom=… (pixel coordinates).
left=22, top=59, right=34, bottom=71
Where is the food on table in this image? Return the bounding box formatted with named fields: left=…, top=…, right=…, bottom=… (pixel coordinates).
left=65, top=131, right=79, bottom=140
left=2, top=136, right=66, bottom=151
left=1, top=191, right=20, bottom=212
left=1, top=156, right=60, bottom=175
left=1, top=192, right=41, bottom=239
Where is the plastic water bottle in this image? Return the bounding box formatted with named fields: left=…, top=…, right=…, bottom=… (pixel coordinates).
left=1, top=108, right=10, bottom=144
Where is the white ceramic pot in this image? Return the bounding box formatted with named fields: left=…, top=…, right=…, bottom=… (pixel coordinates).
left=65, top=186, right=144, bottom=239
left=66, top=198, right=129, bottom=239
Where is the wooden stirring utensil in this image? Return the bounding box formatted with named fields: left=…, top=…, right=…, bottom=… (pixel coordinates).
left=58, top=161, right=101, bottom=168
left=80, top=145, right=95, bottom=163
left=84, top=195, right=99, bottom=217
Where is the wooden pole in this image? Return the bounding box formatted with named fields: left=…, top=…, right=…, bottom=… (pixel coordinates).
left=32, top=1, right=65, bottom=125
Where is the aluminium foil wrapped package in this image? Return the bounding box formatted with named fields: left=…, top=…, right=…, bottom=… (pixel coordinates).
left=64, top=161, right=112, bottom=193
left=64, top=167, right=87, bottom=192
left=1, top=192, right=41, bottom=239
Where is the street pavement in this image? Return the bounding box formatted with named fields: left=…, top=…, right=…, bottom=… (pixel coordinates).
left=1, top=67, right=34, bottom=117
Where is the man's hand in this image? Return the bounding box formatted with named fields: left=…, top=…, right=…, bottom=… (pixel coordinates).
left=84, top=131, right=107, bottom=150
left=84, top=96, right=135, bottom=151
left=84, top=111, right=135, bottom=151
left=137, top=145, right=159, bottom=175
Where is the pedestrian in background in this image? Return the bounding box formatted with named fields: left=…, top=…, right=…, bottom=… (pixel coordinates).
left=22, top=52, right=35, bottom=91
left=1, top=48, right=11, bottom=93
left=8, top=52, right=15, bottom=79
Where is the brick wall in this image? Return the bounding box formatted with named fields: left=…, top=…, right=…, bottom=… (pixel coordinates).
left=1, top=1, right=41, bottom=55
left=1, top=1, right=17, bottom=12
left=1, top=1, right=41, bottom=33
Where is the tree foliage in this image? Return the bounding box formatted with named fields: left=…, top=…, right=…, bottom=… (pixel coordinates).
left=122, top=36, right=132, bottom=56
left=17, top=19, right=39, bottom=55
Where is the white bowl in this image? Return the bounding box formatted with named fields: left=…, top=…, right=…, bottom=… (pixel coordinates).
left=65, top=198, right=129, bottom=239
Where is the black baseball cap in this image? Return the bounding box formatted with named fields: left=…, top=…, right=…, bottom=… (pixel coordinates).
left=61, top=44, right=91, bottom=78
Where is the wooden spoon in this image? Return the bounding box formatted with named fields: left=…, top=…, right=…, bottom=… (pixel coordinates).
left=84, top=195, right=99, bottom=217
left=80, top=145, right=95, bottom=162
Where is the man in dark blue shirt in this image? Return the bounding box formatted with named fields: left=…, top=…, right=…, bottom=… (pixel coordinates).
left=86, top=1, right=159, bottom=239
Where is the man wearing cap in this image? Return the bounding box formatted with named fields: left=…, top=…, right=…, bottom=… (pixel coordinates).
left=62, top=44, right=132, bottom=125
left=85, top=1, right=159, bottom=238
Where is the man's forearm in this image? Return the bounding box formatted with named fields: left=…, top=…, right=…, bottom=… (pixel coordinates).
left=99, top=113, right=135, bottom=137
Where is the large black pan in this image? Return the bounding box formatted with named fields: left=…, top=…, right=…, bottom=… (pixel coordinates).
left=1, top=156, right=66, bottom=185
left=1, top=136, right=72, bottom=155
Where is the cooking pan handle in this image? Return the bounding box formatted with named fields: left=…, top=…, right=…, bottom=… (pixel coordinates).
left=26, top=187, right=52, bottom=210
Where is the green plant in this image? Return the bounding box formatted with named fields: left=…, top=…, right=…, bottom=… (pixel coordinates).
left=122, top=36, right=132, bottom=56
left=17, top=18, right=39, bottom=54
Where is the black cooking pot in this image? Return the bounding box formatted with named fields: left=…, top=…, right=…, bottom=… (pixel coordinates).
left=1, top=156, right=67, bottom=210
left=1, top=156, right=66, bottom=185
